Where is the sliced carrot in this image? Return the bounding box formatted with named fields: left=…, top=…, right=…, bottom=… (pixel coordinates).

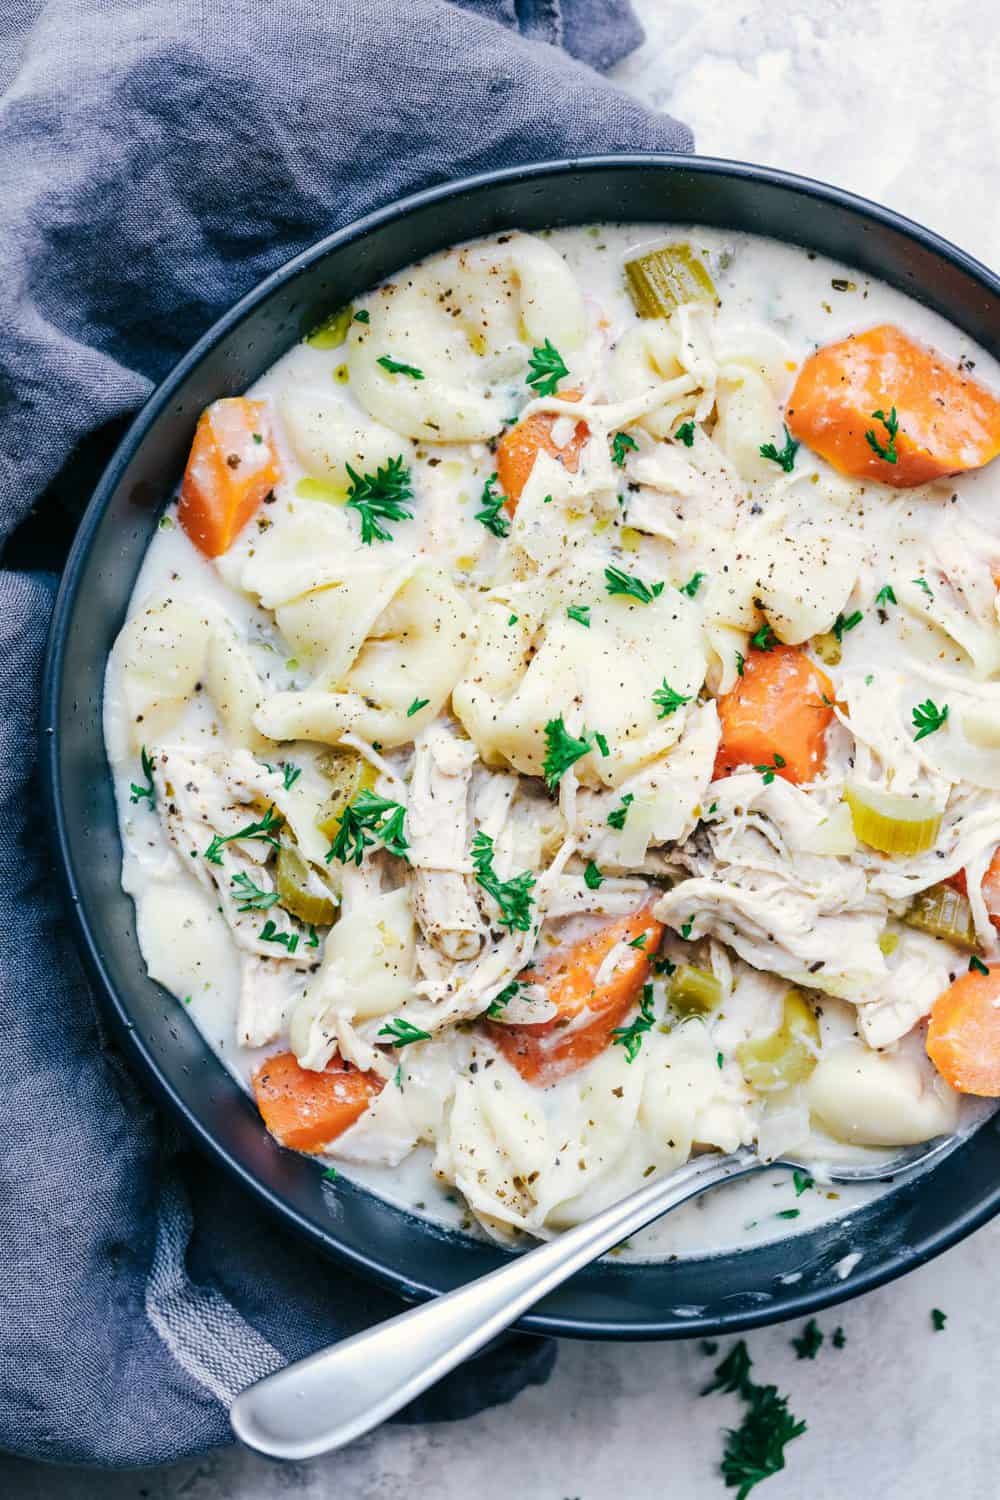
left=495, top=390, right=587, bottom=512
left=486, top=905, right=663, bottom=1085
left=252, top=1050, right=383, bottom=1152
left=178, top=397, right=280, bottom=557
left=786, top=324, right=1000, bottom=487
left=714, top=644, right=834, bottom=785
left=927, top=966, right=1000, bottom=1096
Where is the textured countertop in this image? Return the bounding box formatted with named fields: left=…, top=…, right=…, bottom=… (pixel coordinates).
left=9, top=1, right=999, bottom=1495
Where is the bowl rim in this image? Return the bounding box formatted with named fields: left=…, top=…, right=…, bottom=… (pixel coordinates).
left=40, top=152, right=1000, bottom=1339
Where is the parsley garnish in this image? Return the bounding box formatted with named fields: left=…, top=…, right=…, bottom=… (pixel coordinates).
left=832, top=1327, right=846, bottom=1349
left=326, top=790, right=409, bottom=865
left=508, top=613, right=518, bottom=625
left=354, top=310, right=370, bottom=324
left=322, top=1166, right=339, bottom=1182
left=475, top=472, right=510, bottom=539
left=485, top=978, right=522, bottom=1020
left=912, top=698, right=948, bottom=741
left=584, top=860, right=604, bottom=890
left=702, top=1341, right=807, bottom=1498
left=129, top=746, right=156, bottom=807
left=913, top=576, right=933, bottom=598
left=230, top=872, right=280, bottom=912
left=611, top=983, right=656, bottom=1063
left=567, top=604, right=591, bottom=628
left=594, top=731, right=610, bottom=757
left=346, top=455, right=414, bottom=544
left=611, top=431, right=638, bottom=467
left=754, top=753, right=786, bottom=785
left=833, top=610, right=863, bottom=641
left=260, top=919, right=299, bottom=955
left=750, top=622, right=775, bottom=651
left=204, top=805, right=282, bottom=865
left=282, top=762, right=301, bottom=790
left=680, top=571, right=705, bottom=598
left=674, top=420, right=696, bottom=447
left=792, top=1169, right=814, bottom=1197
left=526, top=338, right=569, bottom=397
left=628, top=933, right=647, bottom=949
left=759, top=424, right=799, bottom=473
left=653, top=678, right=691, bottom=719
left=865, top=406, right=899, bottom=464
left=394, top=1065, right=403, bottom=1088
left=717, top=1051, right=724, bottom=1070
left=791, top=1319, right=823, bottom=1360
left=542, top=716, right=594, bottom=788
left=969, top=954, right=989, bottom=975
left=377, top=355, right=424, bottom=379
left=406, top=697, right=430, bottom=718
left=680, top=915, right=694, bottom=940
left=378, top=1017, right=431, bottom=1047
left=607, top=792, right=634, bottom=830
left=736, top=651, right=746, bottom=677
left=306, top=925, right=319, bottom=948
left=471, top=831, right=536, bottom=931
left=605, top=565, right=664, bottom=604
left=775, top=1208, right=800, bottom=1220
left=875, top=584, right=897, bottom=607
left=931, top=1308, right=947, bottom=1332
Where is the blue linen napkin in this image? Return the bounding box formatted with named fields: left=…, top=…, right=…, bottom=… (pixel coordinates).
left=0, top=0, right=691, bottom=1467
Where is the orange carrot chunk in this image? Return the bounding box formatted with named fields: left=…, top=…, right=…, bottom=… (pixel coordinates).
left=495, top=390, right=588, bottom=513
left=927, top=966, right=1000, bottom=1096
left=252, top=1050, right=383, bottom=1152
left=178, top=397, right=280, bottom=557
left=486, top=905, right=663, bottom=1085
left=714, top=644, right=834, bottom=786
left=948, top=848, right=1000, bottom=928
left=786, top=324, right=1000, bottom=488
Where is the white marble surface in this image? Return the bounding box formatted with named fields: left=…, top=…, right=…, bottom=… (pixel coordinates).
left=10, top=2, right=1000, bottom=1496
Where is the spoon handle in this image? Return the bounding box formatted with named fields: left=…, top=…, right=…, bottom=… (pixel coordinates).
left=230, top=1145, right=761, bottom=1460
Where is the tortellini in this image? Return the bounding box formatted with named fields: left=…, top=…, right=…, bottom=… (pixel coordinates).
left=280, top=387, right=413, bottom=491
left=807, top=1043, right=959, bottom=1147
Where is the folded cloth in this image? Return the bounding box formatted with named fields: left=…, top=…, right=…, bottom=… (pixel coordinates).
left=0, top=0, right=690, bottom=1468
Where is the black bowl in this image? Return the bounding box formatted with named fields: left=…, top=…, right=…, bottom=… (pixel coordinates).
left=41, top=155, right=1000, bottom=1339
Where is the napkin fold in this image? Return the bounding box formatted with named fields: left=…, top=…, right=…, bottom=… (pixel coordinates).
left=0, top=0, right=690, bottom=1467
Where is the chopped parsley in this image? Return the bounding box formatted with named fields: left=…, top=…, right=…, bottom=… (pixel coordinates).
left=129, top=746, right=156, bottom=807
left=406, top=697, right=430, bottom=718
left=377, top=355, right=424, bottom=379
left=260, top=919, right=299, bottom=955
left=542, top=716, right=594, bottom=788
left=865, top=405, right=900, bottom=464
left=832, top=1327, right=846, bottom=1349
left=611, top=983, right=656, bottom=1063
left=378, top=1017, right=431, bottom=1047
left=204, top=805, right=282, bottom=865
left=875, top=584, right=897, bottom=608
left=526, top=338, right=569, bottom=397
left=471, top=831, right=536, bottom=932
left=306, top=925, right=319, bottom=949
left=508, top=613, right=518, bottom=626
left=230, top=872, right=280, bottom=912
left=322, top=1166, right=339, bottom=1182
left=970, top=954, right=990, bottom=975
left=607, top=792, right=634, bottom=830
left=326, top=790, right=409, bottom=865
left=567, top=604, right=591, bottom=628
left=485, top=978, right=522, bottom=1020
left=913, top=576, right=934, bottom=598
left=282, top=762, right=301, bottom=790
left=680, top=571, right=705, bottom=598
left=611, top=431, right=638, bottom=467
left=833, top=610, right=863, bottom=641
left=754, top=752, right=787, bottom=785
left=354, top=309, right=370, bottom=324
left=346, top=455, right=414, bottom=544
left=931, top=1308, right=947, bottom=1332
left=628, top=933, right=647, bottom=950
left=475, top=472, right=510, bottom=539
left=594, top=731, right=610, bottom=757
left=680, top=915, right=694, bottom=940
left=750, top=622, right=775, bottom=651
left=791, top=1319, right=823, bottom=1360
left=775, top=1208, right=800, bottom=1220
left=394, top=1065, right=403, bottom=1088
left=716, top=1051, right=724, bottom=1070
left=758, top=424, right=799, bottom=473
left=674, top=420, right=696, bottom=447
left=604, top=565, right=664, bottom=604
left=653, top=678, right=692, bottom=719
left=736, top=651, right=746, bottom=677
left=583, top=860, right=604, bottom=890
left=912, top=698, right=948, bottom=742
left=792, top=1169, right=814, bottom=1197
left=702, top=1341, right=807, bottom=1498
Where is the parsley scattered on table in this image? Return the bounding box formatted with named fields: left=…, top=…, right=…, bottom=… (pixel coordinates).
left=865, top=405, right=899, bottom=464
left=377, top=354, right=424, bottom=379
left=129, top=746, right=156, bottom=807
left=611, top=431, right=638, bottom=467
left=605, top=565, right=664, bottom=604
left=204, top=805, right=282, bottom=865
left=611, top=983, right=656, bottom=1063
left=542, top=716, right=595, bottom=788
left=230, top=872, right=280, bottom=912
left=791, top=1319, right=823, bottom=1359
left=378, top=1018, right=431, bottom=1047
left=471, top=831, right=536, bottom=932
left=653, top=678, right=692, bottom=719
left=912, top=698, right=948, bottom=741
left=832, top=1327, right=846, bottom=1349
left=526, top=338, right=569, bottom=397
left=346, top=455, right=414, bottom=544
left=931, top=1308, right=947, bottom=1332
left=475, top=472, right=510, bottom=538
left=759, top=424, right=799, bottom=473
left=326, top=790, right=409, bottom=865
left=702, top=1340, right=807, bottom=1499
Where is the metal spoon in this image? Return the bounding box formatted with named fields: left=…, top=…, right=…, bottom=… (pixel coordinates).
left=230, top=1133, right=958, bottom=1460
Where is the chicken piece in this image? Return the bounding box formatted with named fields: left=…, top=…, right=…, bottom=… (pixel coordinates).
left=407, top=726, right=485, bottom=960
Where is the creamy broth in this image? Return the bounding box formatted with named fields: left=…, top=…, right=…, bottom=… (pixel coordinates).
left=104, top=225, right=1000, bottom=1259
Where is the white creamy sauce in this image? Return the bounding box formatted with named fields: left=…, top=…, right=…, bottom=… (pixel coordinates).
left=104, top=224, right=1000, bottom=1262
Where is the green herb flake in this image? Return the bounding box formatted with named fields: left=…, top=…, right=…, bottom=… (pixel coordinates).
left=750, top=622, right=775, bottom=651
left=485, top=977, right=522, bottom=1020
left=306, top=925, right=320, bottom=949
left=594, top=731, right=610, bottom=757
left=542, top=716, right=594, bottom=788
left=703, top=1340, right=807, bottom=1496
left=475, top=472, right=510, bottom=539
left=716, top=1051, right=724, bottom=1070
left=377, top=355, right=424, bottom=379
left=567, top=604, right=591, bottom=628
left=674, top=420, right=696, bottom=448
left=230, top=872, right=280, bottom=913
left=605, top=565, right=664, bottom=605
left=833, top=610, right=863, bottom=641
left=406, top=697, right=430, bottom=718
left=346, top=455, right=414, bottom=545
left=129, top=746, right=157, bottom=808
left=282, top=762, right=301, bottom=790
left=251, top=432, right=263, bottom=445
left=913, top=576, right=934, bottom=598
left=680, top=915, right=694, bottom=940
left=969, top=955, right=990, bottom=975
left=791, top=1318, right=823, bottom=1359
left=204, top=805, right=282, bottom=865
left=775, top=1208, right=800, bottom=1220
left=912, top=698, right=948, bottom=742
left=378, top=1017, right=431, bottom=1048
left=931, top=1308, right=947, bottom=1332
left=865, top=405, right=900, bottom=464
left=354, top=309, right=370, bottom=324
left=326, top=790, right=409, bottom=866
left=832, top=1327, right=846, bottom=1349
left=508, top=613, right=519, bottom=626
left=628, top=933, right=647, bottom=950
left=260, top=919, right=299, bottom=955
left=471, top=831, right=536, bottom=932
left=322, top=1166, right=339, bottom=1182
left=526, top=338, right=569, bottom=397
left=736, top=651, right=746, bottom=677
left=611, top=983, right=656, bottom=1063
left=653, top=678, right=692, bottom=719
left=680, top=571, right=705, bottom=598
left=584, top=860, right=604, bottom=890
left=754, top=752, right=787, bottom=786
left=875, top=584, right=897, bottom=608
left=759, top=424, right=800, bottom=473
left=607, top=792, right=635, bottom=830
left=611, top=431, right=638, bottom=467
left=792, top=1169, right=814, bottom=1197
